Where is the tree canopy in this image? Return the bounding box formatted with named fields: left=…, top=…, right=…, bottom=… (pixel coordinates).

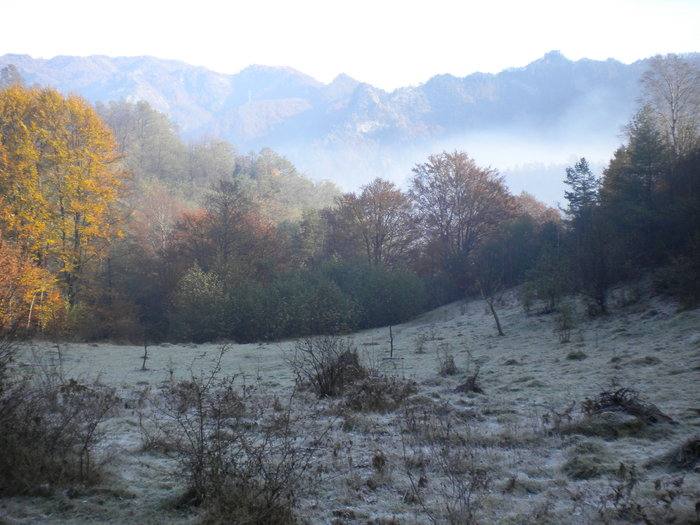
left=2, top=54, right=698, bottom=342
left=410, top=150, right=514, bottom=286
left=0, top=85, right=127, bottom=305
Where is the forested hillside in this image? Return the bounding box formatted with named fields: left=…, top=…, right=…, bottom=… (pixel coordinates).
left=1, top=54, right=698, bottom=344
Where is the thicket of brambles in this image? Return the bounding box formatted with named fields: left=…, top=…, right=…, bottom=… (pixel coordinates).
left=1, top=54, right=699, bottom=344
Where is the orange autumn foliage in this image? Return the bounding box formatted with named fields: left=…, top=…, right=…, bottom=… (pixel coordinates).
left=0, top=239, right=62, bottom=332
left=172, top=207, right=287, bottom=281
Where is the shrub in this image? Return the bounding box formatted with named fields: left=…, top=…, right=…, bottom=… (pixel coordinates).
left=357, top=266, right=427, bottom=328
left=276, top=274, right=357, bottom=337
left=288, top=336, right=366, bottom=397
left=554, top=302, right=576, bottom=343
left=0, top=331, right=15, bottom=392
left=655, top=247, right=700, bottom=309
left=561, top=440, right=614, bottom=480
left=224, top=279, right=280, bottom=342
left=436, top=345, right=458, bottom=376
left=0, top=350, right=119, bottom=495
left=670, top=436, right=700, bottom=470
left=646, top=436, right=700, bottom=471
left=344, top=375, right=417, bottom=412
left=148, top=349, right=319, bottom=524
left=169, top=264, right=227, bottom=342
left=402, top=414, right=491, bottom=524
left=522, top=245, right=570, bottom=314
left=321, top=261, right=427, bottom=329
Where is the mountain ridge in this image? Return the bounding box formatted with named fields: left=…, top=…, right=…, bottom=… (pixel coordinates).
left=0, top=51, right=647, bottom=140
left=2, top=51, right=697, bottom=201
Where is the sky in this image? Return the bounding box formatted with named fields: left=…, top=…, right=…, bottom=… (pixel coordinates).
left=2, top=0, right=699, bottom=91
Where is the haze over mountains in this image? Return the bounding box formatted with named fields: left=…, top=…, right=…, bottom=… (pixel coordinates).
left=3, top=51, right=695, bottom=203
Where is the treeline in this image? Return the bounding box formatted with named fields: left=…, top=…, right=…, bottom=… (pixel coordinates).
left=521, top=54, right=700, bottom=315
left=1, top=54, right=699, bottom=343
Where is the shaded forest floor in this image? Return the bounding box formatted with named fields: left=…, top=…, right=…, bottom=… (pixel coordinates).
left=2, top=280, right=699, bottom=524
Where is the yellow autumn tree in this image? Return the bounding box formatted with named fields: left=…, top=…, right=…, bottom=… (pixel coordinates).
left=0, top=238, right=62, bottom=332
left=0, top=85, right=46, bottom=252
left=0, top=85, right=127, bottom=306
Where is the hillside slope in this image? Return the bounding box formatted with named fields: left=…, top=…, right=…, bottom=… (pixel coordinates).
left=2, top=281, right=699, bottom=523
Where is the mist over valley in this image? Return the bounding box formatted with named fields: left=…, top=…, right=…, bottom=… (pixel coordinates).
left=1, top=50, right=675, bottom=203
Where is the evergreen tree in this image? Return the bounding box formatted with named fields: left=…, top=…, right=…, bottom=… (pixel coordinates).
left=601, top=106, right=671, bottom=268
left=562, top=158, right=611, bottom=313
left=563, top=158, right=599, bottom=222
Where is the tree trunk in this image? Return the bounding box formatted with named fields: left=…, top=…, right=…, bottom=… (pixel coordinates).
left=389, top=325, right=394, bottom=358
left=486, top=298, right=505, bottom=337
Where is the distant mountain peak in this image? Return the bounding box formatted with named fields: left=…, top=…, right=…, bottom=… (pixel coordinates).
left=524, top=49, right=572, bottom=68
left=544, top=49, right=565, bottom=59
left=329, top=73, right=359, bottom=86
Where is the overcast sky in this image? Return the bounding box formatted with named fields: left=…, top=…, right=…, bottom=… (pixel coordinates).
left=2, top=0, right=699, bottom=90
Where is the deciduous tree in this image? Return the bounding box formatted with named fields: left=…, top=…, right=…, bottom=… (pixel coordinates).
left=640, top=54, right=700, bottom=157
left=334, top=178, right=417, bottom=267
left=0, top=85, right=127, bottom=305
left=0, top=238, right=61, bottom=332
left=96, top=99, right=186, bottom=184
left=409, top=151, right=513, bottom=282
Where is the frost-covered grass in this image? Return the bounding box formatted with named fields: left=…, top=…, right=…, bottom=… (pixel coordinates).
left=2, top=283, right=699, bottom=524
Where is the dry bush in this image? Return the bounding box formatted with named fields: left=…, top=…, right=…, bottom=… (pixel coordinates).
left=415, top=327, right=439, bottom=354
left=436, top=345, right=458, bottom=376
left=288, top=336, right=366, bottom=397
left=147, top=348, right=324, bottom=524
left=344, top=375, right=417, bottom=413
left=402, top=413, right=491, bottom=524
left=414, top=332, right=429, bottom=354
left=581, top=388, right=676, bottom=425
left=0, top=348, right=119, bottom=495
left=559, top=388, right=677, bottom=440
left=539, top=401, right=577, bottom=434
left=454, top=366, right=485, bottom=394
left=596, top=463, right=698, bottom=524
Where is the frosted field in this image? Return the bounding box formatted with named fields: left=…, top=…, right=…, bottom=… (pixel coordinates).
left=2, top=283, right=699, bottom=524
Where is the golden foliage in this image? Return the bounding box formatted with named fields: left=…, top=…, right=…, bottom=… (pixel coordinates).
left=0, top=238, right=62, bottom=331
left=0, top=85, right=128, bottom=304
